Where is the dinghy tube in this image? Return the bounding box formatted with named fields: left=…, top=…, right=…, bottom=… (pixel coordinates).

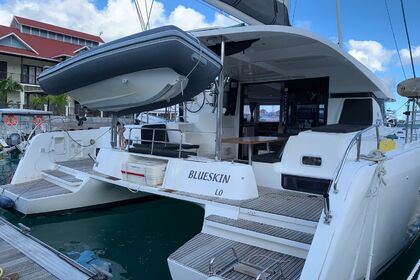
left=38, top=25, right=222, bottom=115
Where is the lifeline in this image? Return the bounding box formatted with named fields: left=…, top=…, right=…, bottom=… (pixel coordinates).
left=188, top=170, right=231, bottom=184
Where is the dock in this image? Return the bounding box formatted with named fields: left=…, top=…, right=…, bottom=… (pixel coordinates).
left=0, top=218, right=93, bottom=280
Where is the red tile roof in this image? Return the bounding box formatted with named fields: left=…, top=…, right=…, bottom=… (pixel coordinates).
left=14, top=16, right=104, bottom=43
left=0, top=24, right=85, bottom=61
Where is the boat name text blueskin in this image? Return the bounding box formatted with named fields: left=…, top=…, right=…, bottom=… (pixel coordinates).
left=188, top=170, right=231, bottom=184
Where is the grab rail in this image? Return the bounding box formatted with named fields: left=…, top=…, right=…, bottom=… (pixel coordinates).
left=256, top=259, right=284, bottom=280
left=324, top=124, right=380, bottom=224
left=208, top=247, right=239, bottom=275
left=127, top=127, right=184, bottom=158
left=243, top=254, right=288, bottom=280
left=332, top=124, right=380, bottom=193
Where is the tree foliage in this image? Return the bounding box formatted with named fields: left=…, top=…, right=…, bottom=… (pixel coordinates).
left=31, top=94, right=68, bottom=113
left=0, top=77, right=23, bottom=104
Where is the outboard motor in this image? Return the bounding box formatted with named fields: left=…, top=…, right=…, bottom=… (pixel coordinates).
left=6, top=133, right=21, bottom=147
left=6, top=133, right=22, bottom=158
left=76, top=114, right=87, bottom=126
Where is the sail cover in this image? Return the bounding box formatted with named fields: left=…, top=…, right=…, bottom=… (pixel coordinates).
left=203, top=0, right=290, bottom=26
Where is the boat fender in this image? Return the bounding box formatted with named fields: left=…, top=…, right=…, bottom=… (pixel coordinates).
left=0, top=195, right=14, bottom=209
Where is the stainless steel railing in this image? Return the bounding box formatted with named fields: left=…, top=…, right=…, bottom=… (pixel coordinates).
left=127, top=127, right=185, bottom=158
left=324, top=124, right=381, bottom=224
left=245, top=255, right=288, bottom=280
left=332, top=124, right=380, bottom=193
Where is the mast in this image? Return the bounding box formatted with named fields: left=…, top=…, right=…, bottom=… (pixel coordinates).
left=400, top=0, right=416, bottom=78
left=336, top=0, right=343, bottom=48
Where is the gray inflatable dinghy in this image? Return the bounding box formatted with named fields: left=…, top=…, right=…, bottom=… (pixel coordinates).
left=38, top=25, right=222, bottom=115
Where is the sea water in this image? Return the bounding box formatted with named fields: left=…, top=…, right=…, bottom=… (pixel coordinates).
left=1, top=196, right=203, bottom=279
left=0, top=157, right=418, bottom=279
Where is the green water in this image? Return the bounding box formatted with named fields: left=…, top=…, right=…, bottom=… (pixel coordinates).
left=1, top=198, right=204, bottom=280
left=0, top=157, right=418, bottom=279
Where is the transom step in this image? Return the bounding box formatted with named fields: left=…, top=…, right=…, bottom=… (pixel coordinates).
left=42, top=169, right=83, bottom=186
left=0, top=179, right=71, bottom=199
left=206, top=215, right=314, bottom=245
left=168, top=233, right=305, bottom=280
left=240, top=188, right=324, bottom=222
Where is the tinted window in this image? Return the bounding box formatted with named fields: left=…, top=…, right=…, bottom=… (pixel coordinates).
left=0, top=61, right=6, bottom=79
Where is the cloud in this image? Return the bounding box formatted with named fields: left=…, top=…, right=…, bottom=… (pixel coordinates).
left=399, top=46, right=420, bottom=65
left=346, top=39, right=395, bottom=72
left=0, top=0, right=237, bottom=42
left=381, top=76, right=397, bottom=91
left=294, top=20, right=311, bottom=30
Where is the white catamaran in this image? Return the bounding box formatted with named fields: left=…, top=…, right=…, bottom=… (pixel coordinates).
left=33, top=0, right=419, bottom=279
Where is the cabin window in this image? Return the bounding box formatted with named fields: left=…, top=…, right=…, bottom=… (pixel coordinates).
left=238, top=77, right=329, bottom=160
left=243, top=105, right=252, bottom=122
left=259, top=105, right=281, bottom=122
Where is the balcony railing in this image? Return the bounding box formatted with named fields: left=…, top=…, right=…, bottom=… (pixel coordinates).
left=0, top=71, right=40, bottom=85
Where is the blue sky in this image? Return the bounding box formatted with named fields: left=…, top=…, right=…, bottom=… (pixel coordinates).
left=292, top=0, right=419, bottom=113
left=0, top=0, right=418, bottom=114
left=90, top=0, right=418, bottom=113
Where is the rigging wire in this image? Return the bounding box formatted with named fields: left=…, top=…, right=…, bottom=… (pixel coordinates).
left=144, top=0, right=149, bottom=25
left=134, top=0, right=146, bottom=31
left=145, top=0, right=155, bottom=30
left=291, top=0, right=298, bottom=25
left=399, top=0, right=416, bottom=78
left=384, top=0, right=406, bottom=79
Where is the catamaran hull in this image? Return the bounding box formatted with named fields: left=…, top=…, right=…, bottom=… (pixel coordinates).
left=0, top=128, right=148, bottom=215
left=0, top=177, right=146, bottom=215
left=301, top=145, right=420, bottom=279
left=165, top=144, right=420, bottom=280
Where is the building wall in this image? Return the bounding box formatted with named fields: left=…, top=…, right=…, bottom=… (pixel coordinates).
left=0, top=53, right=56, bottom=107
left=22, top=57, right=55, bottom=68
left=7, top=91, right=21, bottom=104
left=0, top=54, right=55, bottom=81
left=0, top=54, right=21, bottom=80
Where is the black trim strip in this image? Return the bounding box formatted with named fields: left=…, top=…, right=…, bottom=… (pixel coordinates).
left=330, top=92, right=374, bottom=99
left=282, top=174, right=331, bottom=195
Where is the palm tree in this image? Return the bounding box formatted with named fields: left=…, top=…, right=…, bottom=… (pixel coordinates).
left=0, top=77, right=23, bottom=106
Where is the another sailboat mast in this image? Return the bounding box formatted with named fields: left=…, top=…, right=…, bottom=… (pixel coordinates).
left=336, top=0, right=343, bottom=49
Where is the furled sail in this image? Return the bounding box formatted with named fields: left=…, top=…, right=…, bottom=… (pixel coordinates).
left=203, top=0, right=290, bottom=26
